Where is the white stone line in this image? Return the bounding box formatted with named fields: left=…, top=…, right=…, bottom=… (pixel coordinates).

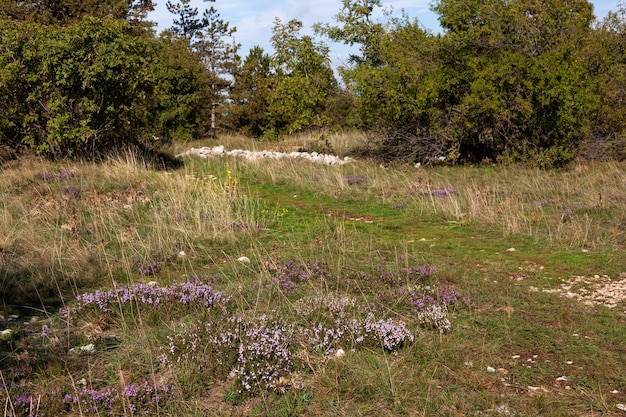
left=176, top=145, right=354, bottom=166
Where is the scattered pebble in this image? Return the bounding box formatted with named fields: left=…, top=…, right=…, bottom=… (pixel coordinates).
left=506, top=248, right=516, bottom=252
left=70, top=343, right=96, bottom=354
left=1, top=329, right=12, bottom=337
left=617, top=404, right=626, bottom=412
left=487, top=366, right=496, bottom=373
left=334, top=348, right=346, bottom=358
left=511, top=354, right=520, bottom=359
left=177, top=251, right=187, bottom=259
left=237, top=256, right=251, bottom=263
left=556, top=376, right=568, bottom=382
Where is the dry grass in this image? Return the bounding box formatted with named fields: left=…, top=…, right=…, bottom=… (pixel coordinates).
left=1, top=137, right=625, bottom=417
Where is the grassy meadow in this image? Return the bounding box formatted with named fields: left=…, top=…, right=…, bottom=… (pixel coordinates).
left=1, top=133, right=625, bottom=416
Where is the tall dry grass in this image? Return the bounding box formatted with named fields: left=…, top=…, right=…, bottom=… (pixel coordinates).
left=224, top=148, right=625, bottom=248
left=0, top=151, right=263, bottom=311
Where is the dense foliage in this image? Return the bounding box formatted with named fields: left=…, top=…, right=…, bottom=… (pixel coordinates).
left=318, top=0, right=626, bottom=166
left=1, top=0, right=625, bottom=165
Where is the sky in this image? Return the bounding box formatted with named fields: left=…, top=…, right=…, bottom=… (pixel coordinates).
left=147, top=0, right=622, bottom=67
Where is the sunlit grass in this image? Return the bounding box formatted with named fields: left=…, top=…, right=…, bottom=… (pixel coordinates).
left=1, top=137, right=625, bottom=416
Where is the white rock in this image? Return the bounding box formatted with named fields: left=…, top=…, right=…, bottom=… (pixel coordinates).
left=1, top=329, right=12, bottom=337
left=487, top=366, right=496, bottom=373
left=335, top=348, right=346, bottom=358
left=616, top=404, right=626, bottom=412
left=237, top=256, right=251, bottom=263
left=80, top=344, right=95, bottom=353
left=506, top=248, right=516, bottom=252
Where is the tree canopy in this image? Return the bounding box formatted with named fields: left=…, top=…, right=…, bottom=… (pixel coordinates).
left=1, top=0, right=625, bottom=166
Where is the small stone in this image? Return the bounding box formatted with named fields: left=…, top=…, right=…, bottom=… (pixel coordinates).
left=79, top=344, right=95, bottom=353
left=556, top=376, right=568, bottom=382
left=335, top=348, right=346, bottom=358
left=1, top=329, right=12, bottom=337
left=616, top=404, right=626, bottom=412
left=506, top=248, right=516, bottom=252
left=237, top=256, right=251, bottom=263
left=177, top=251, right=186, bottom=259
left=487, top=366, right=496, bottom=373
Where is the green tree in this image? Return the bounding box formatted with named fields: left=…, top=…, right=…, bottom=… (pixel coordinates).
left=228, top=46, right=273, bottom=137
left=197, top=5, right=240, bottom=138
left=265, top=18, right=340, bottom=137
left=584, top=3, right=626, bottom=160
left=319, top=0, right=604, bottom=166
left=0, top=0, right=154, bottom=24
left=166, top=0, right=205, bottom=41
left=0, top=16, right=213, bottom=157
left=166, top=0, right=239, bottom=138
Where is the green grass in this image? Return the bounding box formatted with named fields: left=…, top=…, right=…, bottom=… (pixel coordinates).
left=1, top=137, right=625, bottom=416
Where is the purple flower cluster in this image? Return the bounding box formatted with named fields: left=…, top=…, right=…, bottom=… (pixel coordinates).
left=295, top=293, right=413, bottom=354
left=39, top=169, right=73, bottom=182
left=406, top=279, right=473, bottom=312
left=299, top=313, right=413, bottom=354
left=343, top=175, right=368, bottom=185
left=416, top=304, right=451, bottom=333
left=392, top=203, right=405, bottom=210
left=60, top=185, right=80, bottom=198
left=62, top=381, right=172, bottom=415
left=14, top=382, right=172, bottom=416
left=360, top=262, right=437, bottom=287
left=61, top=277, right=230, bottom=318
left=233, top=316, right=293, bottom=393
left=428, top=188, right=457, bottom=196
left=137, top=260, right=161, bottom=276
left=163, top=315, right=293, bottom=393
left=271, top=260, right=326, bottom=292
left=163, top=316, right=242, bottom=378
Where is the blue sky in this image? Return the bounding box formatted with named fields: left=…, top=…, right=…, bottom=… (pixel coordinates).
left=147, top=0, right=622, bottom=66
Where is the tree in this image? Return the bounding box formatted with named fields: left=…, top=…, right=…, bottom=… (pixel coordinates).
left=166, top=0, right=205, bottom=41
left=197, top=5, right=240, bottom=138
left=265, top=18, right=340, bottom=137
left=318, top=0, right=605, bottom=166
left=0, top=16, right=213, bottom=157
left=166, top=0, right=239, bottom=138
left=583, top=3, right=626, bottom=160
left=432, top=0, right=598, bottom=166
left=314, top=0, right=385, bottom=66
left=228, top=47, right=273, bottom=137
left=0, top=0, right=155, bottom=25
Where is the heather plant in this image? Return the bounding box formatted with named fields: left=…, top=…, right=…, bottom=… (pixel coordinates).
left=269, top=260, right=327, bottom=293
left=162, top=314, right=294, bottom=394
left=162, top=316, right=242, bottom=381
left=13, top=380, right=174, bottom=417
left=61, top=277, right=231, bottom=320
